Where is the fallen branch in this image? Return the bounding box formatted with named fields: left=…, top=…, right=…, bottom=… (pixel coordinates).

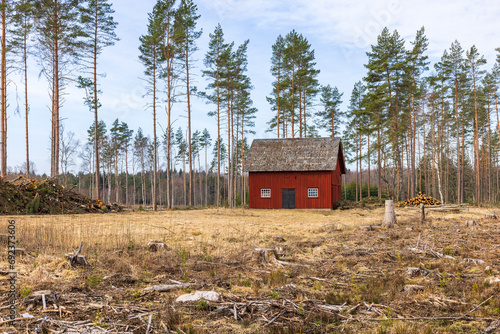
left=143, top=283, right=197, bottom=292
left=456, top=295, right=493, bottom=320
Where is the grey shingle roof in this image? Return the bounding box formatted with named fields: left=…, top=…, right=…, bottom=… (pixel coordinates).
left=244, top=137, right=345, bottom=173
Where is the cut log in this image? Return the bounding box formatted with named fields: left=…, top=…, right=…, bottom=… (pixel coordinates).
left=176, top=291, right=220, bottom=303
left=484, top=214, right=497, bottom=219
left=420, top=203, right=425, bottom=224
left=383, top=200, right=396, bottom=228
left=143, top=283, right=197, bottom=292
left=461, top=258, right=485, bottom=265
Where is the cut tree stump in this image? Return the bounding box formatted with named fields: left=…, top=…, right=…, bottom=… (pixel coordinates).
left=465, top=220, right=478, bottom=228
left=147, top=241, right=167, bottom=252
left=23, top=290, right=57, bottom=305
left=420, top=203, right=425, bottom=224
left=65, top=242, right=88, bottom=266
left=383, top=200, right=396, bottom=228
left=251, top=248, right=305, bottom=267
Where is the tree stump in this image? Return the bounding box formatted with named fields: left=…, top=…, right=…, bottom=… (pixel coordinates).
left=383, top=200, right=396, bottom=228
left=465, top=220, right=478, bottom=228
left=420, top=203, right=425, bottom=224
left=65, top=242, right=88, bottom=266
left=147, top=241, right=167, bottom=252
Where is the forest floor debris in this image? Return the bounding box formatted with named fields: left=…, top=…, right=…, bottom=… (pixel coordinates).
left=0, top=176, right=122, bottom=214
left=0, top=207, right=499, bottom=333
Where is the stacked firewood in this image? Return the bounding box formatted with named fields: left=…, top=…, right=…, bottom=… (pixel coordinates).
left=397, top=192, right=442, bottom=207
left=0, top=175, right=121, bottom=214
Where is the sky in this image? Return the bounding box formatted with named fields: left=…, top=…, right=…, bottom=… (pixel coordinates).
left=6, top=0, right=500, bottom=175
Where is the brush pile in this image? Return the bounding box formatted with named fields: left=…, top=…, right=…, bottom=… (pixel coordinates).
left=0, top=176, right=122, bottom=214
left=397, top=192, right=442, bottom=207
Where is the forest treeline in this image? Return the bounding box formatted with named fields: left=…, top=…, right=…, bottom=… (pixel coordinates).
left=1, top=1, right=499, bottom=207
left=267, top=26, right=500, bottom=205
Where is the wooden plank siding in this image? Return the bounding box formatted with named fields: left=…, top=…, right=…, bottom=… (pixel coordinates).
left=331, top=158, right=343, bottom=203
left=245, top=137, right=346, bottom=209
left=249, top=171, right=340, bottom=209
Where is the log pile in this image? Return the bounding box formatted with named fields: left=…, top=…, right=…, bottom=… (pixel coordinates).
left=0, top=176, right=122, bottom=214
left=397, top=192, right=442, bottom=207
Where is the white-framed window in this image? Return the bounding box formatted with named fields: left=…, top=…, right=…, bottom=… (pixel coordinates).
left=308, top=188, right=318, bottom=198
left=261, top=188, right=271, bottom=198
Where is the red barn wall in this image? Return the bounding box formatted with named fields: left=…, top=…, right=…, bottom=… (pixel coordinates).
left=331, top=160, right=343, bottom=204
left=249, top=171, right=338, bottom=209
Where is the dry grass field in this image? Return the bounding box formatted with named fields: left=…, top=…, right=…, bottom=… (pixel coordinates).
left=1, top=206, right=500, bottom=333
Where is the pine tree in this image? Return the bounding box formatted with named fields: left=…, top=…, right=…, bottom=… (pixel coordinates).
left=365, top=27, right=407, bottom=201
left=407, top=27, right=428, bottom=198
left=110, top=118, right=123, bottom=203
left=203, top=24, right=230, bottom=209
left=80, top=0, right=118, bottom=199
left=87, top=120, right=107, bottom=198
left=153, top=0, right=177, bottom=209
left=10, top=0, right=34, bottom=178
left=175, top=0, right=201, bottom=206
left=0, top=0, right=10, bottom=177
left=443, top=41, right=468, bottom=203
left=199, top=128, right=211, bottom=206
left=316, top=85, right=343, bottom=137
left=175, top=127, right=188, bottom=205
left=33, top=0, right=84, bottom=178
left=492, top=56, right=500, bottom=201
left=465, top=45, right=486, bottom=203
left=268, top=35, right=286, bottom=138
left=191, top=129, right=201, bottom=205
left=134, top=128, right=149, bottom=206
left=119, top=121, right=133, bottom=206
left=139, top=1, right=165, bottom=210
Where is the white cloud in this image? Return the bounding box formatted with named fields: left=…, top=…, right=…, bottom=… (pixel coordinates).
left=198, top=0, right=500, bottom=62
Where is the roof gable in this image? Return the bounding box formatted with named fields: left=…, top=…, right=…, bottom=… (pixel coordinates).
left=244, top=137, right=345, bottom=173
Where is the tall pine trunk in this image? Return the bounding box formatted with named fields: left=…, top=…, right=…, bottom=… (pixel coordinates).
left=454, top=76, right=461, bottom=203
left=152, top=51, right=157, bottom=211
left=125, top=148, right=129, bottom=206
left=91, top=8, right=100, bottom=198
left=472, top=65, right=480, bottom=203
left=24, top=27, right=29, bottom=178
left=216, top=65, right=220, bottom=209
left=185, top=39, right=193, bottom=206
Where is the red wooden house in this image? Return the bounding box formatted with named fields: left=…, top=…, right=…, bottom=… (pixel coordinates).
left=245, top=137, right=346, bottom=209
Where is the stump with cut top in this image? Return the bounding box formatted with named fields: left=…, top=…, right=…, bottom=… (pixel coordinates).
left=383, top=200, right=396, bottom=228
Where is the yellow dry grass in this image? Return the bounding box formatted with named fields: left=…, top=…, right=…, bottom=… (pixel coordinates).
left=1, top=206, right=499, bottom=333
left=0, top=206, right=495, bottom=256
